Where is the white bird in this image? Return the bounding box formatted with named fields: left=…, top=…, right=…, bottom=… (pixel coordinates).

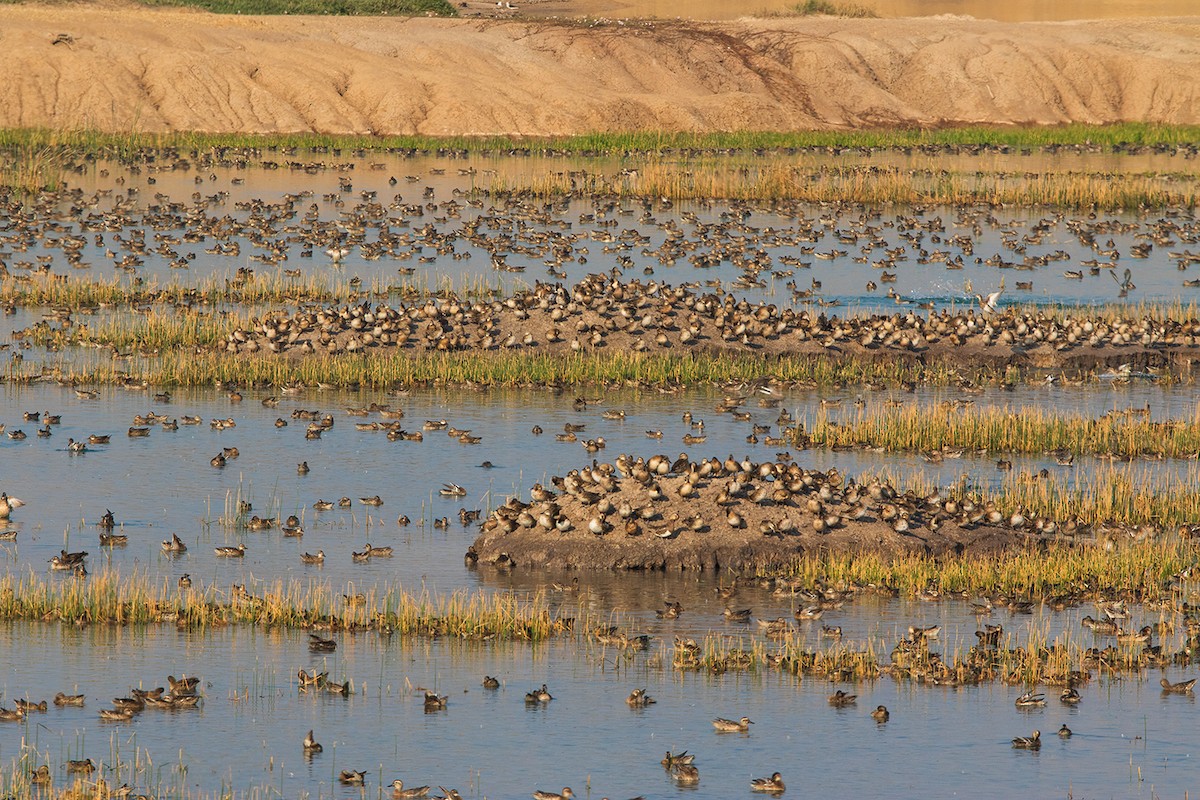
left=0, top=493, right=24, bottom=519
left=975, top=280, right=1004, bottom=313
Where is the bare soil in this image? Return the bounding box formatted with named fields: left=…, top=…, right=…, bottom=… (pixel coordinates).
left=3, top=3, right=1199, bottom=135
left=468, top=462, right=1052, bottom=573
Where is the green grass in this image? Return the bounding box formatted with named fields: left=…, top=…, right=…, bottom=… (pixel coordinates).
left=787, top=0, right=877, bottom=18
left=0, top=122, right=1198, bottom=159
left=0, top=0, right=458, bottom=14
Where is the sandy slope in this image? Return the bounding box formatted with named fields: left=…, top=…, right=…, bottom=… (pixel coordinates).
left=1, top=4, right=1199, bottom=135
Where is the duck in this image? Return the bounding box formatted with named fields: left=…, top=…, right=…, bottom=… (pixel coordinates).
left=0, top=706, right=25, bottom=721
left=532, top=789, right=574, bottom=800
left=300, top=551, right=325, bottom=564
left=15, top=699, right=47, bottom=712
left=66, top=758, right=96, bottom=774
left=313, top=499, right=334, bottom=510
left=1058, top=724, right=1073, bottom=738
left=1160, top=677, right=1197, bottom=694
left=54, top=692, right=85, bottom=707
left=99, top=708, right=134, bottom=721
left=750, top=772, right=785, bottom=793
left=626, top=688, right=655, bottom=707
left=162, top=533, right=187, bottom=552
left=308, top=634, right=337, bottom=653
left=661, top=751, right=694, bottom=769
left=828, top=689, right=857, bottom=707
left=214, top=543, right=246, bottom=557
left=0, top=493, right=25, bottom=519
left=525, top=684, right=553, bottom=703
left=671, top=764, right=699, bottom=784
left=1059, top=687, right=1081, bottom=704
left=871, top=705, right=890, bottom=722
left=712, top=716, right=753, bottom=732
left=303, top=729, right=322, bottom=753
left=391, top=779, right=430, bottom=799
left=423, top=691, right=448, bottom=711
left=339, top=771, right=367, bottom=785
left=168, top=675, right=200, bottom=695
left=29, top=765, right=51, bottom=784
left=1011, top=730, right=1041, bottom=749
left=366, top=543, right=393, bottom=557
left=482, top=676, right=500, bottom=689
left=1014, top=691, right=1046, bottom=708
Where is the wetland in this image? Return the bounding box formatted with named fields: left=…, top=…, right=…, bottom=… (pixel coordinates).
left=3, top=123, right=1200, bottom=798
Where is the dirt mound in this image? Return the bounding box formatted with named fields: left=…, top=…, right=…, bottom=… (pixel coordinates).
left=2, top=5, right=1198, bottom=135
left=468, top=456, right=1062, bottom=573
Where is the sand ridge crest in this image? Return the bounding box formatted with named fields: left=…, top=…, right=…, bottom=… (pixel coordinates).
left=1, top=5, right=1199, bottom=134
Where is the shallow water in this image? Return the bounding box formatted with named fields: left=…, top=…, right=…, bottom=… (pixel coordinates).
left=0, top=602, right=1195, bottom=800
left=4, top=150, right=1200, bottom=798
left=7, top=152, right=1200, bottom=318
left=0, top=381, right=1194, bottom=594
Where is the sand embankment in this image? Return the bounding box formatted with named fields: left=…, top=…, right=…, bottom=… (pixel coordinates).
left=1, top=5, right=1198, bottom=136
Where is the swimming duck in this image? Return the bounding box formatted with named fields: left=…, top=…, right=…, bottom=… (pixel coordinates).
left=303, top=729, right=322, bottom=753
left=671, top=764, right=699, bottom=784
left=308, top=634, right=337, bottom=653
left=15, top=699, right=46, bottom=712
left=1014, top=691, right=1046, bottom=708
left=1059, top=687, right=1081, bottom=704
left=1058, top=724, right=1073, bottom=738
left=750, top=772, right=785, bottom=793
left=0, top=706, right=25, bottom=721
left=168, top=675, right=200, bottom=695
left=162, top=533, right=187, bottom=552
left=366, top=543, right=393, bottom=557
left=871, top=705, right=890, bottom=722
left=30, top=764, right=52, bottom=784
left=828, top=689, right=857, bottom=707
left=661, top=751, right=694, bottom=769
left=1011, top=730, right=1041, bottom=749
left=525, top=684, right=553, bottom=703
left=1160, top=677, right=1196, bottom=694
left=360, top=495, right=384, bottom=506
left=339, top=771, right=367, bottom=785
left=482, top=676, right=500, bottom=689
left=724, top=607, right=751, bottom=623
left=66, top=758, right=96, bottom=774
left=712, top=716, right=753, bottom=732
left=532, top=789, right=574, bottom=800
left=313, top=499, right=334, bottom=510
left=297, top=461, right=309, bottom=475
left=214, top=543, right=246, bottom=557
left=424, top=691, right=448, bottom=711
left=626, top=688, right=655, bottom=707
left=391, top=779, right=430, bottom=799
left=54, top=692, right=85, bottom=707
left=300, top=551, right=325, bottom=564
left=99, top=708, right=134, bottom=721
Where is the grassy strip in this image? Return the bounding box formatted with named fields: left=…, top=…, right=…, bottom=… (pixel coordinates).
left=0, top=122, right=1198, bottom=158
left=808, top=405, right=1200, bottom=459
left=0, top=569, right=563, bottom=638
left=0, top=0, right=457, bottom=13
left=781, top=540, right=1195, bottom=600
left=16, top=348, right=981, bottom=389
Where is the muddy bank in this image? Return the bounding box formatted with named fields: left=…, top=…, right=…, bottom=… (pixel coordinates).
left=469, top=455, right=1079, bottom=572
left=1, top=5, right=1199, bottom=135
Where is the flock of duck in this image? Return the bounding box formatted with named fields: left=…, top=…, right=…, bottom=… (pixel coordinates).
left=215, top=273, right=1200, bottom=373
left=4, top=150, right=1200, bottom=384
